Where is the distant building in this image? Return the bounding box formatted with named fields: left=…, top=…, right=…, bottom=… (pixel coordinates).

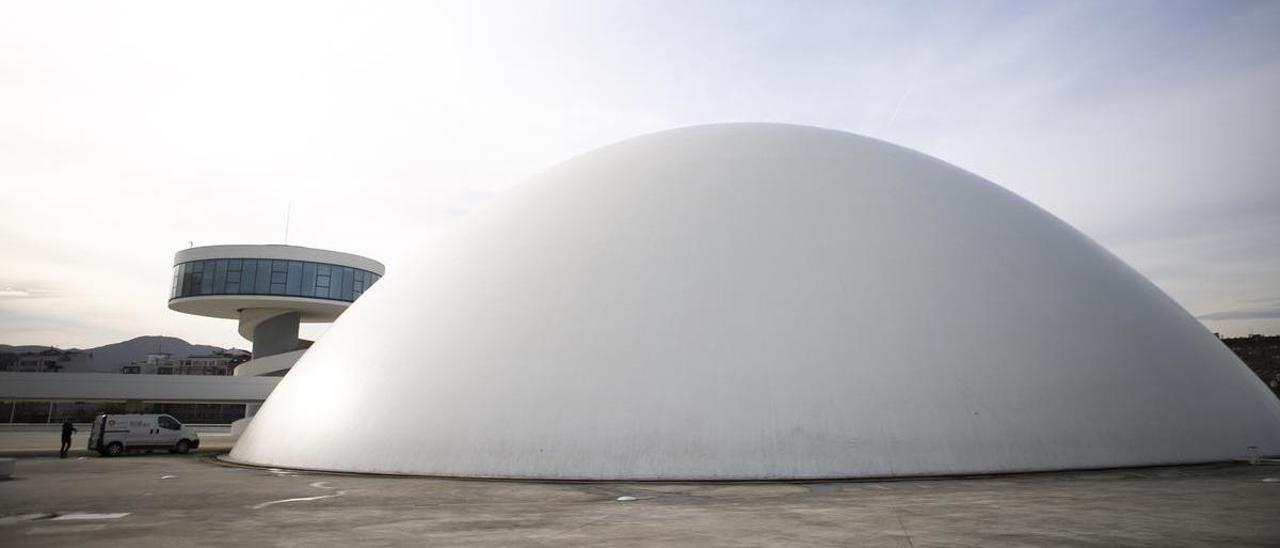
left=178, top=349, right=251, bottom=375
left=1222, top=334, right=1280, bottom=397
left=122, top=352, right=175, bottom=375
left=2, top=348, right=93, bottom=373
left=1, top=342, right=264, bottom=425
left=122, top=349, right=250, bottom=376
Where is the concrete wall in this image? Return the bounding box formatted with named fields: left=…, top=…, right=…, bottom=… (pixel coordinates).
left=0, top=372, right=279, bottom=403
left=252, top=312, right=301, bottom=359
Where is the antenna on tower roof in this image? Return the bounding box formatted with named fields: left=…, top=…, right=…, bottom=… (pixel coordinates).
left=284, top=201, right=292, bottom=244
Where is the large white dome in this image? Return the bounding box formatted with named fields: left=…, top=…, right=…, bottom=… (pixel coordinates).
left=231, top=124, right=1280, bottom=479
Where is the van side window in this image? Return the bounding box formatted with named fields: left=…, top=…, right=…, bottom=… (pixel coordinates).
left=158, top=416, right=180, bottom=430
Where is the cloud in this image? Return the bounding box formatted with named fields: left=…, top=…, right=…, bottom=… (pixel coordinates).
left=1198, top=304, right=1280, bottom=321
left=0, top=287, right=57, bottom=299
left=1, top=0, right=1279, bottom=344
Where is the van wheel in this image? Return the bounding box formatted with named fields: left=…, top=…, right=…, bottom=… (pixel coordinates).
left=106, top=442, right=124, bottom=457
left=175, top=439, right=191, bottom=454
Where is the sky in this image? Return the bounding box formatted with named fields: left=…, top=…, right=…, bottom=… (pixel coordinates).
left=1, top=0, right=1278, bottom=349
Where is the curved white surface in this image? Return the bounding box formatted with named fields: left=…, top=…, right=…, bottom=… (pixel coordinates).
left=233, top=349, right=306, bottom=377
left=232, top=124, right=1280, bottom=479
left=236, top=309, right=304, bottom=340
left=168, top=295, right=349, bottom=322
left=174, top=244, right=385, bottom=275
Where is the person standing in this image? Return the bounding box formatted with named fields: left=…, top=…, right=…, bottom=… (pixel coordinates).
left=60, top=420, right=77, bottom=458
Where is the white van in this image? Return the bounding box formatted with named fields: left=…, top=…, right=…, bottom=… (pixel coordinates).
left=88, top=414, right=201, bottom=457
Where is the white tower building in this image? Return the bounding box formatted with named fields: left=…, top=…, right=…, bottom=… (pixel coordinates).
left=169, top=245, right=384, bottom=433
left=170, top=244, right=384, bottom=376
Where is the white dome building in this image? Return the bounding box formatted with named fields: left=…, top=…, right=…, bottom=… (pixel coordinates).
left=230, top=124, right=1280, bottom=479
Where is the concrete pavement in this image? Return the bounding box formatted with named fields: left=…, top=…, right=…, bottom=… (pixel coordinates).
left=1, top=451, right=1278, bottom=547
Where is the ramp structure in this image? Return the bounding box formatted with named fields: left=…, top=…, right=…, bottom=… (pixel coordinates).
left=0, top=372, right=278, bottom=404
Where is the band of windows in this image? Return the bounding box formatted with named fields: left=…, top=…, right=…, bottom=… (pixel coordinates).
left=170, top=258, right=380, bottom=302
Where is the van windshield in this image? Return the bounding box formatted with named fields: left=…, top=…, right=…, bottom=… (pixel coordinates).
left=158, top=416, right=180, bottom=430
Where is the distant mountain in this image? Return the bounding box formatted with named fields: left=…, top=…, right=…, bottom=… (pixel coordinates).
left=85, top=336, right=226, bottom=372
left=1, top=336, right=226, bottom=373
left=0, top=345, right=54, bottom=354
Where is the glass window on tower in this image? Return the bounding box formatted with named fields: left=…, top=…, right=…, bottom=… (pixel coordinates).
left=301, top=262, right=317, bottom=297
left=286, top=261, right=303, bottom=294
left=170, top=258, right=379, bottom=301
left=241, top=259, right=257, bottom=294
left=341, top=267, right=355, bottom=301
left=199, top=260, right=215, bottom=294
left=255, top=260, right=272, bottom=294
left=213, top=259, right=228, bottom=294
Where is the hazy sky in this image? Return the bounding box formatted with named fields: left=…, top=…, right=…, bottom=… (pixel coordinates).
left=2, top=0, right=1278, bottom=349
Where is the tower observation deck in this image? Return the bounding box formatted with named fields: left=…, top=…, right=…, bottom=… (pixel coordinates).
left=169, top=244, right=385, bottom=377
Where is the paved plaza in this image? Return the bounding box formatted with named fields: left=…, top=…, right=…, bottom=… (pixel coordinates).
left=1, top=441, right=1278, bottom=547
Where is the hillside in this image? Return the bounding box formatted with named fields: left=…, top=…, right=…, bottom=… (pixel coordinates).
left=85, top=336, right=225, bottom=372
left=0, top=345, right=53, bottom=354
left=0, top=336, right=225, bottom=373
